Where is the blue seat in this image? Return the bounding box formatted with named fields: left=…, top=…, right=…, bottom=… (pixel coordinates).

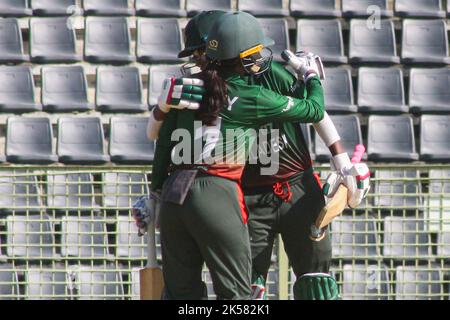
left=31, top=0, right=77, bottom=16
left=148, top=65, right=182, bottom=106
left=395, top=0, right=445, bottom=18
left=395, top=266, right=442, bottom=300
left=342, top=264, right=390, bottom=300
left=0, top=18, right=27, bottom=63
left=420, top=115, right=450, bottom=162
left=342, top=0, right=392, bottom=17
left=0, top=264, right=19, bottom=300
left=0, top=172, right=43, bottom=214
left=83, top=0, right=134, bottom=16
left=103, top=172, right=149, bottom=208
left=290, top=0, right=341, bottom=18
left=26, top=268, right=69, bottom=300
left=258, top=19, right=289, bottom=62
left=238, top=0, right=289, bottom=17
left=0, top=0, right=31, bottom=16
left=186, top=0, right=232, bottom=17
left=323, top=67, right=357, bottom=113
left=135, top=0, right=186, bottom=17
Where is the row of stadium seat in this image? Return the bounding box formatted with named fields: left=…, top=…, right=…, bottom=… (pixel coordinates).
left=1, top=17, right=449, bottom=65
left=2, top=0, right=450, bottom=19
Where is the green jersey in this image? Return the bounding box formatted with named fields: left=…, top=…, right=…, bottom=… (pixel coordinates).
left=151, top=72, right=324, bottom=191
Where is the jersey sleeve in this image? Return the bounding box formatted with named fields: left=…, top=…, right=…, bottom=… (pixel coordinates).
left=268, top=62, right=306, bottom=99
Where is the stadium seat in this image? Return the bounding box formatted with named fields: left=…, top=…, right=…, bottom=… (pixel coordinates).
left=395, top=0, right=445, bottom=18
left=6, top=117, right=58, bottom=164
left=373, top=169, right=423, bottom=210
left=41, top=66, right=92, bottom=112
left=135, top=0, right=186, bottom=17
left=331, top=215, right=379, bottom=258
left=148, top=65, right=182, bottom=106
left=6, top=214, right=55, bottom=259
left=26, top=269, right=69, bottom=300
left=136, top=18, right=184, bottom=63
left=0, top=265, right=19, bottom=300
left=401, top=19, right=450, bottom=65
left=57, top=117, right=110, bottom=164
left=0, top=18, right=27, bottom=63
left=409, top=68, right=450, bottom=114
left=70, top=266, right=124, bottom=300
left=289, top=0, right=341, bottom=18
left=31, top=0, right=76, bottom=16
left=258, top=19, right=289, bottom=62
left=83, top=0, right=134, bottom=16
left=342, top=0, right=392, bottom=17
left=296, top=19, right=347, bottom=64
left=323, top=67, right=357, bottom=113
left=342, top=264, right=389, bottom=300
left=116, top=216, right=146, bottom=259
left=383, top=217, right=431, bottom=259
left=358, top=68, right=408, bottom=114
left=0, top=66, right=41, bottom=113
left=238, top=0, right=289, bottom=17
left=314, top=115, right=362, bottom=162
left=395, top=266, right=442, bottom=300
left=0, top=0, right=32, bottom=17
left=109, top=117, right=155, bottom=164
left=0, top=172, right=43, bottom=214
left=102, top=172, right=149, bottom=208
left=96, top=67, right=146, bottom=113
left=186, top=0, right=232, bottom=17
left=437, top=232, right=449, bottom=257
left=130, top=268, right=140, bottom=300
left=61, top=217, right=110, bottom=259
left=266, top=268, right=279, bottom=300
left=30, top=18, right=80, bottom=63
left=349, top=19, right=399, bottom=64
left=46, top=173, right=97, bottom=213
left=426, top=169, right=450, bottom=232
left=420, top=115, right=450, bottom=162
left=84, top=17, right=133, bottom=64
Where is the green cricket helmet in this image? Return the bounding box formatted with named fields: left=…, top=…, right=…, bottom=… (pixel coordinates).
left=205, top=11, right=274, bottom=75
left=178, top=10, right=227, bottom=58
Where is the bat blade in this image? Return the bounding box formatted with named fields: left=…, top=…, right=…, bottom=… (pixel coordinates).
left=316, top=184, right=348, bottom=230
left=140, top=267, right=164, bottom=300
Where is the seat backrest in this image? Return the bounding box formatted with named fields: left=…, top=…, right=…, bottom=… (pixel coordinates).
left=409, top=68, right=450, bottom=109
left=342, top=0, right=388, bottom=16
left=290, top=0, right=338, bottom=15
left=46, top=172, right=96, bottom=208
left=238, top=0, right=285, bottom=15
left=0, top=171, right=42, bottom=209
left=0, top=18, right=24, bottom=57
left=0, top=265, right=19, bottom=300
left=350, top=19, right=396, bottom=58
left=136, top=0, right=184, bottom=16
left=32, top=0, right=76, bottom=15
left=0, top=66, right=36, bottom=105
left=186, top=0, right=232, bottom=14
left=26, top=269, right=69, bottom=300
left=73, top=266, right=124, bottom=300
left=257, top=18, right=289, bottom=59
left=420, top=115, right=450, bottom=158
left=342, top=264, right=389, bottom=300
left=323, top=67, right=354, bottom=108
left=30, top=17, right=76, bottom=57
left=84, top=17, right=131, bottom=56
left=116, top=216, right=146, bottom=258
left=395, top=266, right=442, bottom=300
left=148, top=65, right=182, bottom=105
left=0, top=0, right=30, bottom=15
left=395, top=0, right=444, bottom=16
left=83, top=0, right=128, bottom=11
left=103, top=172, right=149, bottom=208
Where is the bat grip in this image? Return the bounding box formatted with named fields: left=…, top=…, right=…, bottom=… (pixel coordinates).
left=351, top=144, right=366, bottom=164
left=146, top=217, right=158, bottom=268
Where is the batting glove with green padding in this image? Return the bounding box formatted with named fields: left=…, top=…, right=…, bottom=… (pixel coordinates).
left=294, top=273, right=340, bottom=300
left=158, top=77, right=205, bottom=113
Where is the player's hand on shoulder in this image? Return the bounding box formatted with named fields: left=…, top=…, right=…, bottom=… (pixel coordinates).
left=158, top=77, right=205, bottom=113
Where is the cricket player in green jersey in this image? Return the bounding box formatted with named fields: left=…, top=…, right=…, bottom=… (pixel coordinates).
left=148, top=11, right=328, bottom=300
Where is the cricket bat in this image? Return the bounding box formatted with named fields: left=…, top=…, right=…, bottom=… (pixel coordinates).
left=310, top=145, right=366, bottom=241
left=140, top=216, right=164, bottom=300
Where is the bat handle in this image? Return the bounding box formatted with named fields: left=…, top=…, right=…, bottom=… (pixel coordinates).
left=351, top=144, right=365, bottom=164
left=146, top=217, right=159, bottom=268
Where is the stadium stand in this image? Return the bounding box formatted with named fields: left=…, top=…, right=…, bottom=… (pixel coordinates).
left=395, top=0, right=446, bottom=18
left=426, top=169, right=450, bottom=233
left=395, top=266, right=442, bottom=300
left=258, top=18, right=289, bottom=62
left=135, top=0, right=186, bottom=17
left=420, top=115, right=450, bottom=162
left=0, top=265, right=19, bottom=300
left=116, top=216, right=146, bottom=259
left=102, top=172, right=148, bottom=208
left=31, top=0, right=76, bottom=16
left=296, top=19, right=347, bottom=64
left=238, top=0, right=288, bottom=17
left=322, top=67, right=357, bottom=113
left=6, top=117, right=58, bottom=164
left=83, top=0, right=134, bottom=16
left=96, top=66, right=146, bottom=113
left=341, top=264, right=390, bottom=300
left=289, top=0, right=341, bottom=18
left=0, top=18, right=27, bottom=63
left=0, top=0, right=32, bottom=17
left=342, top=0, right=392, bottom=17
left=0, top=172, right=43, bottom=214
left=186, top=0, right=232, bottom=17
left=148, top=64, right=182, bottom=106
left=437, top=232, right=449, bottom=257
left=26, top=268, right=69, bottom=300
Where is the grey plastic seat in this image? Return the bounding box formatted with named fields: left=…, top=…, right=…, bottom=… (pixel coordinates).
left=61, top=217, right=110, bottom=259
left=57, top=117, right=110, bottom=164
left=290, top=0, right=341, bottom=18
left=238, top=0, right=288, bottom=17
left=0, top=66, right=41, bottom=113
left=0, top=0, right=32, bottom=16
left=395, top=0, right=445, bottom=18
left=368, top=116, right=418, bottom=162
left=342, top=0, right=392, bottom=17
left=26, top=268, right=69, bottom=300
left=46, top=173, right=97, bottom=212
left=314, top=115, right=362, bottom=162
left=383, top=217, right=431, bottom=259
left=426, top=169, right=450, bottom=233
left=30, top=18, right=80, bottom=63
left=258, top=19, right=289, bottom=62
left=83, top=0, right=134, bottom=16
left=420, top=115, right=450, bottom=162
left=342, top=264, right=389, bottom=300
left=109, top=117, right=155, bottom=164
left=296, top=19, right=347, bottom=64
left=323, top=68, right=357, bottom=113
left=136, top=0, right=186, bottom=17
left=349, top=19, right=399, bottom=64
left=84, top=17, right=133, bottom=64
left=116, top=216, right=146, bottom=259
left=6, top=117, right=57, bottom=164
left=374, top=169, right=423, bottom=210
left=96, top=67, right=146, bottom=113
left=103, top=172, right=149, bottom=208
left=6, top=214, right=55, bottom=259
left=358, top=68, right=408, bottom=114
left=41, top=66, right=91, bottom=112
left=0, top=172, right=42, bottom=214
left=32, top=0, right=76, bottom=16
left=409, top=68, right=450, bottom=114
left=331, top=215, right=379, bottom=259
left=395, top=266, right=442, bottom=300
left=0, top=265, right=19, bottom=300
left=186, top=0, right=232, bottom=16
left=0, top=18, right=27, bottom=63
left=402, top=19, right=450, bottom=65
left=437, top=232, right=449, bottom=257
left=136, top=18, right=184, bottom=63
left=70, top=266, right=124, bottom=300
left=148, top=65, right=182, bottom=106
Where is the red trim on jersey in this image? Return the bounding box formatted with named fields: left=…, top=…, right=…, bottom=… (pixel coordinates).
left=236, top=184, right=248, bottom=224
left=313, top=172, right=323, bottom=188
left=356, top=171, right=371, bottom=180
left=166, top=77, right=176, bottom=104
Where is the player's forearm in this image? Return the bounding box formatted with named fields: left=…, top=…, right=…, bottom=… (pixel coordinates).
left=147, top=107, right=166, bottom=141
left=298, top=77, right=325, bottom=123
left=312, top=112, right=345, bottom=156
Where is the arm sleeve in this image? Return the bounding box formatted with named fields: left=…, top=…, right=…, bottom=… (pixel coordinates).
left=268, top=62, right=306, bottom=98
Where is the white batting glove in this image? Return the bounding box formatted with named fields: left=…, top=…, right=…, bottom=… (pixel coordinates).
left=132, top=192, right=161, bottom=236
left=294, top=51, right=326, bottom=82
left=158, top=77, right=205, bottom=113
